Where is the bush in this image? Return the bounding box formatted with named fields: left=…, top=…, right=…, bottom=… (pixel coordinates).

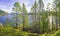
left=55, top=30, right=60, bottom=36
left=0, top=26, right=24, bottom=36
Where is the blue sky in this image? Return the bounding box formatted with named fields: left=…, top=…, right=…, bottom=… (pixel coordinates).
left=0, top=0, right=53, bottom=13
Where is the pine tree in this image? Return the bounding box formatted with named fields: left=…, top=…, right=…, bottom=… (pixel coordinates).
left=12, top=2, right=21, bottom=29
left=38, top=0, right=44, bottom=33
left=53, top=0, right=60, bottom=30
left=31, top=1, right=39, bottom=33
left=22, top=3, right=29, bottom=31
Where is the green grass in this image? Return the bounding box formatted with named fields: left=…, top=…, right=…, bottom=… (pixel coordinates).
left=0, top=26, right=60, bottom=36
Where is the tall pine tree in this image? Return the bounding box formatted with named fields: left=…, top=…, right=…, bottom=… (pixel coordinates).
left=12, top=2, right=21, bottom=29
left=22, top=3, right=29, bottom=30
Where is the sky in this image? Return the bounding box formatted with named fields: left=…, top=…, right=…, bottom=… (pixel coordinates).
left=0, top=0, right=53, bottom=13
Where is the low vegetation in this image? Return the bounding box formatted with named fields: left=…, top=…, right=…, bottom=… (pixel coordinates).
left=0, top=26, right=60, bottom=36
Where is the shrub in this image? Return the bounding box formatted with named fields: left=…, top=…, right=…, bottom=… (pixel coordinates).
left=55, top=30, right=60, bottom=36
